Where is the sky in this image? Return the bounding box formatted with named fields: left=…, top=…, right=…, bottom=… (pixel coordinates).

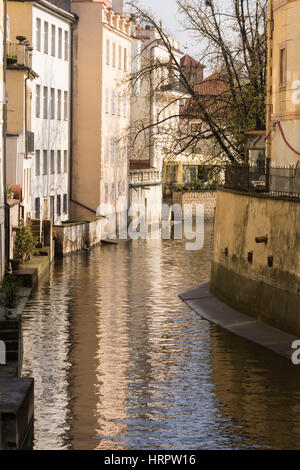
left=131, top=0, right=199, bottom=57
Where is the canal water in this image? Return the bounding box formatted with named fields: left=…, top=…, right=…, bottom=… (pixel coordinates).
left=22, top=222, right=300, bottom=450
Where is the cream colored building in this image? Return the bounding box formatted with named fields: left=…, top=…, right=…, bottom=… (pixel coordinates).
left=71, top=0, right=131, bottom=235
left=270, top=0, right=300, bottom=166
left=0, top=0, right=4, bottom=278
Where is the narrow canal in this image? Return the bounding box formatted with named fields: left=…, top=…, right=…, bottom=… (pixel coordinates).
left=22, top=222, right=300, bottom=450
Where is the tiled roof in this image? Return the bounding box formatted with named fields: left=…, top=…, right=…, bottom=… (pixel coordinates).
left=180, top=54, right=205, bottom=69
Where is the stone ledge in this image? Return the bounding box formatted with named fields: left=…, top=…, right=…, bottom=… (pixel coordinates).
left=179, top=282, right=298, bottom=359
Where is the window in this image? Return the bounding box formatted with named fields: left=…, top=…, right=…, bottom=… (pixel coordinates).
left=58, top=28, right=62, bottom=59
left=50, top=150, right=55, bottom=174
left=123, top=95, right=127, bottom=118
left=280, top=46, right=287, bottom=88
left=57, top=150, right=61, bottom=174
left=63, top=194, right=68, bottom=214
left=118, top=181, right=121, bottom=198
left=57, top=195, right=61, bottom=216
left=35, top=150, right=40, bottom=176
left=111, top=183, right=115, bottom=202
left=105, top=183, right=109, bottom=203
left=36, top=85, right=41, bottom=117
left=112, top=42, right=116, bottom=67
left=105, top=137, right=109, bottom=162
left=51, top=25, right=55, bottom=56
left=64, top=91, right=68, bottom=120
left=43, top=150, right=48, bottom=175
left=124, top=48, right=127, bottom=71
left=43, top=87, right=48, bottom=119
left=64, top=150, right=68, bottom=173
left=106, top=39, right=110, bottom=65
left=112, top=89, right=116, bottom=115
left=35, top=198, right=40, bottom=219
left=117, top=142, right=121, bottom=162
left=64, top=31, right=69, bottom=60
left=44, top=21, right=48, bottom=54
left=118, top=93, right=121, bottom=116
left=119, top=45, right=122, bottom=70
left=105, top=88, right=109, bottom=113
left=50, top=88, right=55, bottom=119
left=57, top=90, right=61, bottom=120
left=111, top=140, right=115, bottom=164
left=36, top=18, right=41, bottom=52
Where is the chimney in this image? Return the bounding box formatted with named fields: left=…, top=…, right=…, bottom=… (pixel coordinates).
left=112, top=0, right=123, bottom=15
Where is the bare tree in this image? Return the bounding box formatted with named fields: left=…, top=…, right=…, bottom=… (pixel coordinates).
left=128, top=0, right=267, bottom=164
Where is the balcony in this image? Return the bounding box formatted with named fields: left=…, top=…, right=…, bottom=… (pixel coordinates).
left=7, top=42, right=33, bottom=70
left=129, top=168, right=161, bottom=187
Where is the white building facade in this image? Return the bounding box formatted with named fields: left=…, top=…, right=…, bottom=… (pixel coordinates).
left=31, top=0, right=75, bottom=224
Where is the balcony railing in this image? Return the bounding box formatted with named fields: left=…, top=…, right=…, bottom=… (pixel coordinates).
left=224, top=161, right=300, bottom=199
left=129, top=169, right=161, bottom=185
left=7, top=42, right=32, bottom=69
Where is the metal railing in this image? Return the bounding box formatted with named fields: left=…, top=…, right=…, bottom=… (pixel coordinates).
left=224, top=160, right=300, bottom=199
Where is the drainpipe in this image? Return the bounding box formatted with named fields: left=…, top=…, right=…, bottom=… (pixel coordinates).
left=3, top=0, right=9, bottom=273
left=266, top=0, right=273, bottom=161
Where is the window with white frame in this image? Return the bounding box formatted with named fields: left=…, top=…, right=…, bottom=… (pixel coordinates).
left=105, top=137, right=109, bottom=162
left=58, top=28, right=62, bottom=59
left=64, top=91, right=68, bottom=120
left=36, top=18, right=41, bottom=52
left=51, top=25, right=55, bottom=56
left=105, top=88, right=109, bottom=113
left=111, top=183, right=115, bottom=202
left=64, top=31, right=69, bottom=61
left=112, top=42, right=116, bottom=67
left=57, top=90, right=61, bottom=120
left=111, top=140, right=115, bottom=164
left=36, top=85, right=41, bottom=117
left=57, top=150, right=61, bottom=174
left=44, top=21, right=49, bottom=54
left=64, top=150, right=68, bottom=173
left=105, top=183, right=109, bottom=203
left=43, top=150, right=48, bottom=174
left=119, top=45, right=122, bottom=70
left=35, top=150, right=40, bottom=176
left=50, top=150, right=55, bottom=174
left=106, top=39, right=110, bottom=66
left=112, top=89, right=116, bottom=115
left=50, top=88, right=55, bottom=119
left=43, top=87, right=48, bottom=119
left=124, top=48, right=127, bottom=71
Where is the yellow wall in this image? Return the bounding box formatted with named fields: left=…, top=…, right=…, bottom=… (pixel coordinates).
left=71, top=2, right=103, bottom=220
left=7, top=70, right=25, bottom=134
left=271, top=0, right=300, bottom=165
left=7, top=2, right=32, bottom=44
left=211, top=189, right=300, bottom=335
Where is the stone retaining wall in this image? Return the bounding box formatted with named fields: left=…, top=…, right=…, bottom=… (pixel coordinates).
left=54, top=217, right=102, bottom=256
left=172, top=190, right=217, bottom=219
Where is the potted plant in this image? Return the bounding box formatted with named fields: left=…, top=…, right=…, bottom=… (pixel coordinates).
left=6, top=185, right=14, bottom=200
left=13, top=219, right=38, bottom=265
left=0, top=275, right=21, bottom=319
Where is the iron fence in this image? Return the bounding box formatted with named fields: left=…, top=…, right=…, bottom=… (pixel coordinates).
left=224, top=161, right=300, bottom=199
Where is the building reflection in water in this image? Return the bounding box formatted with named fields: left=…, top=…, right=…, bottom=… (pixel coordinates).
left=22, top=222, right=300, bottom=450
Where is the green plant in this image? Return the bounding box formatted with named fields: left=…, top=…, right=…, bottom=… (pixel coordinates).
left=0, top=275, right=21, bottom=309
left=14, top=219, right=38, bottom=261
left=6, top=185, right=14, bottom=199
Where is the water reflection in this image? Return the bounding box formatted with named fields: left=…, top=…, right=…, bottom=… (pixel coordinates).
left=22, top=222, right=300, bottom=450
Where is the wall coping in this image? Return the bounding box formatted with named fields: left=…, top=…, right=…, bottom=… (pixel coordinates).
left=54, top=217, right=102, bottom=228
left=219, top=187, right=300, bottom=204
